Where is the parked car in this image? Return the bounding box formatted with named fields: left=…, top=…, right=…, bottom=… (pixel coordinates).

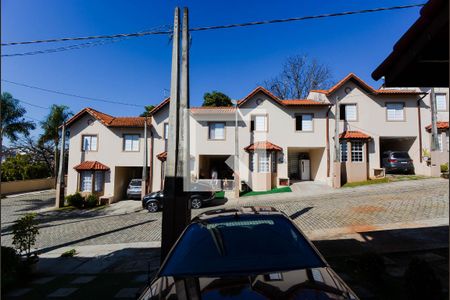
left=381, top=151, right=415, bottom=174
left=142, top=188, right=215, bottom=212
left=126, top=179, right=142, bottom=199
left=138, top=206, right=359, bottom=299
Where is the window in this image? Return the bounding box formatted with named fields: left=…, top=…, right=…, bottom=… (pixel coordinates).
left=249, top=153, right=254, bottom=172
left=340, top=104, right=357, bottom=121
left=438, top=134, right=443, bottom=152
left=80, top=171, right=92, bottom=192
left=82, top=135, right=97, bottom=151
left=123, top=134, right=140, bottom=151
left=164, top=123, right=169, bottom=140
left=94, top=171, right=104, bottom=192
left=436, top=94, right=447, bottom=111
left=351, top=141, right=364, bottom=162
left=446, top=132, right=449, bottom=152
left=254, top=115, right=267, bottom=131
left=340, top=141, right=348, bottom=162
left=258, top=152, right=270, bottom=173
left=386, top=103, right=405, bottom=121
left=209, top=123, right=225, bottom=140
left=271, top=152, right=277, bottom=172
left=295, top=114, right=313, bottom=131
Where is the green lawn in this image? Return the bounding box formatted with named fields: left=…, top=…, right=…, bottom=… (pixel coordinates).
left=343, top=175, right=429, bottom=188
left=240, top=186, right=292, bottom=197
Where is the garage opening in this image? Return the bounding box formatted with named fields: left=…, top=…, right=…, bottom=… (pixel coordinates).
left=379, top=136, right=416, bottom=166
left=114, top=166, right=146, bottom=200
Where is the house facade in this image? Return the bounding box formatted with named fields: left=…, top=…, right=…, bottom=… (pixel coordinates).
left=65, top=73, right=449, bottom=200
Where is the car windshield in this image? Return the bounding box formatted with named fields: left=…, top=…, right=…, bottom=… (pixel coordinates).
left=160, top=215, right=326, bottom=276
left=130, top=179, right=142, bottom=186
left=392, top=152, right=410, bottom=159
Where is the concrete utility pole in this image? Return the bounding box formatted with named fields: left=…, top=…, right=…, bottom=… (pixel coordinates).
left=161, top=7, right=191, bottom=262
left=141, top=116, right=148, bottom=199
left=234, top=100, right=240, bottom=198
left=333, top=97, right=341, bottom=188
left=55, top=122, right=66, bottom=208
left=430, top=88, right=439, bottom=151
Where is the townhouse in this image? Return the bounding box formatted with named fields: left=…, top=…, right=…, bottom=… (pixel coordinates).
left=65, top=73, right=449, bottom=201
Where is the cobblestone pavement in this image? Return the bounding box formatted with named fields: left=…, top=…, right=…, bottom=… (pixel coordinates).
left=1, top=178, right=448, bottom=253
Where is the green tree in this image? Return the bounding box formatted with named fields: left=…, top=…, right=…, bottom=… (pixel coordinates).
left=202, top=91, right=233, bottom=107
left=0, top=92, right=36, bottom=156
left=140, top=105, right=155, bottom=117
left=1, top=154, right=50, bottom=182
left=39, top=105, right=73, bottom=180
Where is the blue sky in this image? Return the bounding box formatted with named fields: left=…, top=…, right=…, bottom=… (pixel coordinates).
left=1, top=0, right=423, bottom=141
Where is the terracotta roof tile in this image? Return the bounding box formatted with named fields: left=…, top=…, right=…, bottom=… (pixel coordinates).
left=238, top=86, right=284, bottom=107
left=74, top=161, right=110, bottom=171
left=156, top=151, right=167, bottom=161
left=149, top=97, right=170, bottom=115
left=65, top=107, right=151, bottom=128
left=244, top=141, right=282, bottom=152
left=339, top=130, right=371, bottom=140
left=190, top=106, right=236, bottom=113
left=310, top=73, right=422, bottom=96
left=425, top=121, right=449, bottom=131
left=281, top=99, right=330, bottom=106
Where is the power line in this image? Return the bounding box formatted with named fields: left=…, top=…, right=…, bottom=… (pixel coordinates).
left=14, top=98, right=50, bottom=110
left=2, top=3, right=425, bottom=48
left=2, top=79, right=145, bottom=108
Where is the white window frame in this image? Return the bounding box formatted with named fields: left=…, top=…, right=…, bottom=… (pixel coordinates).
left=343, top=104, right=357, bottom=121
left=340, top=141, right=348, bottom=162
left=94, top=171, right=104, bottom=192
left=208, top=122, right=225, bottom=140
left=351, top=141, right=364, bottom=162
left=80, top=171, right=92, bottom=192
left=386, top=102, right=405, bottom=121
left=254, top=115, right=267, bottom=131
left=123, top=134, right=140, bottom=152
left=82, top=135, right=98, bottom=151
left=436, top=94, right=447, bottom=111
left=164, top=123, right=169, bottom=140
left=258, top=152, right=270, bottom=173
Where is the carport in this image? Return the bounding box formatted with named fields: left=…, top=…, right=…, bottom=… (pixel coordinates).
left=113, top=166, right=143, bottom=200
left=379, top=136, right=417, bottom=166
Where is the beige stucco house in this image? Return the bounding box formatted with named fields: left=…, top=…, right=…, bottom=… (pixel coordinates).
left=65, top=73, right=449, bottom=200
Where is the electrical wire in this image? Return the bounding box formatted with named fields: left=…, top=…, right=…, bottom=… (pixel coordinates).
left=2, top=3, right=425, bottom=48
left=2, top=79, right=145, bottom=108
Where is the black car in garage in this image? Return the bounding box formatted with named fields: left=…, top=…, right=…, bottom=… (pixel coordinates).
left=381, top=151, right=415, bottom=174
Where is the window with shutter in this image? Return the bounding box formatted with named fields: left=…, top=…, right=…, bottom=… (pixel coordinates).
left=254, top=116, right=267, bottom=131
left=209, top=123, right=225, bottom=140
left=295, top=115, right=302, bottom=131
left=436, top=94, right=447, bottom=111
left=386, top=103, right=404, bottom=121
left=345, top=104, right=357, bottom=121
left=339, top=105, right=346, bottom=120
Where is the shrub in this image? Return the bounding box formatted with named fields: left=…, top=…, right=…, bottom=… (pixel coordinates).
left=85, top=194, right=98, bottom=208
left=61, top=249, right=77, bottom=257
left=404, top=258, right=441, bottom=300
left=1, top=246, right=21, bottom=291
left=65, top=193, right=84, bottom=208
left=12, top=213, right=39, bottom=258
left=440, top=163, right=448, bottom=173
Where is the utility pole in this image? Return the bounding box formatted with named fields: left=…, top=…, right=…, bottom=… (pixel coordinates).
left=141, top=116, right=148, bottom=199
left=333, top=97, right=341, bottom=188
left=430, top=88, right=439, bottom=151
left=55, top=122, right=66, bottom=208
left=161, top=7, right=191, bottom=262
left=234, top=100, right=240, bottom=198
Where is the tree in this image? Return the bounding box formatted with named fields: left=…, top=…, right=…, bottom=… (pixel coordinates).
left=140, top=105, right=155, bottom=117
left=39, top=105, right=73, bottom=179
left=0, top=92, right=36, bottom=148
left=1, top=154, right=50, bottom=182
left=202, top=91, right=233, bottom=107
left=13, top=136, right=55, bottom=176
left=263, top=54, right=333, bottom=99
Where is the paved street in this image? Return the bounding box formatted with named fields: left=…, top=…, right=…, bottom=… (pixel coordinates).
left=1, top=178, right=448, bottom=253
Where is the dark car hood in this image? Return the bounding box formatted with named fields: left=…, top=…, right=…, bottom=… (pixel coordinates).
left=141, top=267, right=358, bottom=299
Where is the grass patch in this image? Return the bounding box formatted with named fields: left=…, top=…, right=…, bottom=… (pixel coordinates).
left=240, top=186, right=292, bottom=197
left=215, top=191, right=225, bottom=199
left=343, top=175, right=430, bottom=188
left=53, top=206, right=76, bottom=211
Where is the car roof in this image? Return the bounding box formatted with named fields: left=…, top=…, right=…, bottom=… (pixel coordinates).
left=193, top=206, right=283, bottom=222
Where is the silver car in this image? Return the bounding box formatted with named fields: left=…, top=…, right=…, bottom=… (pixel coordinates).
left=126, top=179, right=142, bottom=199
